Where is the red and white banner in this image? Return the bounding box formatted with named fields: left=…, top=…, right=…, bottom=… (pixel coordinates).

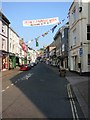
left=19, top=40, right=27, bottom=53
left=23, top=17, right=59, bottom=26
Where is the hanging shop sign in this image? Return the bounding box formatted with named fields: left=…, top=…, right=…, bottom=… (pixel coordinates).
left=19, top=40, right=27, bottom=53
left=23, top=17, right=59, bottom=26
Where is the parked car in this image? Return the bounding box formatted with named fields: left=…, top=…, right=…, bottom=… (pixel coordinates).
left=20, top=64, right=31, bottom=71
left=30, top=62, right=36, bottom=67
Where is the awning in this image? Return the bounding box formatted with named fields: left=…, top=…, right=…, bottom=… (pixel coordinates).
left=0, top=50, right=9, bottom=56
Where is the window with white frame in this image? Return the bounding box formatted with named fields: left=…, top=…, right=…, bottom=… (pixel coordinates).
left=73, top=28, right=76, bottom=46
left=2, top=38, right=6, bottom=50
left=72, top=6, right=76, bottom=22
left=62, top=44, right=65, bottom=52
left=2, top=22, right=6, bottom=34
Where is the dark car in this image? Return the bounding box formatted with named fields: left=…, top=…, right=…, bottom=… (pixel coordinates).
left=30, top=62, right=36, bottom=67
left=20, top=64, right=31, bottom=71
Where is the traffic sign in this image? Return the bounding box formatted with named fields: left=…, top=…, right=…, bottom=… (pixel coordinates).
left=79, top=48, right=83, bottom=57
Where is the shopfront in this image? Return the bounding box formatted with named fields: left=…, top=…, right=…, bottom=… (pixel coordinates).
left=16, top=55, right=20, bottom=67
left=1, top=50, right=9, bottom=71
left=9, top=53, right=16, bottom=69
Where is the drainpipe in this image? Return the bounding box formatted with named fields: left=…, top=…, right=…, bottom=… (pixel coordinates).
left=79, top=44, right=82, bottom=76
left=7, top=25, right=10, bottom=70
left=79, top=1, right=83, bottom=75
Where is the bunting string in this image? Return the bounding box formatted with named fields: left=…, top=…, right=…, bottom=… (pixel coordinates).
left=26, top=13, right=72, bottom=47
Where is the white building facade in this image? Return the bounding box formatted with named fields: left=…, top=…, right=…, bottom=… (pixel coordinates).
left=68, top=0, right=90, bottom=74
left=9, top=27, right=20, bottom=68
left=29, top=49, right=37, bottom=63
left=0, top=12, right=10, bottom=70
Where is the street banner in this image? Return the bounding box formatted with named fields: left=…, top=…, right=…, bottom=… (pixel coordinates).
left=23, top=17, right=59, bottom=26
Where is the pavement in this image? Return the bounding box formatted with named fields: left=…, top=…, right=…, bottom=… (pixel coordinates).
left=1, top=65, right=90, bottom=119
left=65, top=70, right=89, bottom=119
left=1, top=67, right=20, bottom=77
left=45, top=64, right=89, bottom=119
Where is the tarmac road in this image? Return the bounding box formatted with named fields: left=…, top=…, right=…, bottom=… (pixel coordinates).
left=2, top=63, right=85, bottom=119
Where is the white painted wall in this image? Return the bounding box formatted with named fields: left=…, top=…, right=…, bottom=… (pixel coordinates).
left=69, top=1, right=90, bottom=73
left=0, top=19, right=8, bottom=51
left=9, top=27, right=20, bottom=55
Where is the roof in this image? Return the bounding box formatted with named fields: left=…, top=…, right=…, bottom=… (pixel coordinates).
left=28, top=47, right=33, bottom=50
left=0, top=12, right=10, bottom=24
left=53, top=28, right=61, bottom=40
left=49, top=41, right=56, bottom=47
left=69, top=1, right=74, bottom=11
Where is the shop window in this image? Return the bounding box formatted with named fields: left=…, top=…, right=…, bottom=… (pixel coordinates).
left=87, top=25, right=90, bottom=40
left=88, top=54, right=90, bottom=65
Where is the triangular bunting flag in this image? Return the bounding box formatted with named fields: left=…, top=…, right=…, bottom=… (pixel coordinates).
left=58, top=22, right=61, bottom=25
left=42, top=31, right=48, bottom=37
left=62, top=19, right=65, bottom=22
left=51, top=25, right=57, bottom=33
left=36, top=40, right=39, bottom=47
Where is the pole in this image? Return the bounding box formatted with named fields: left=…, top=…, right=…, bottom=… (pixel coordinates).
left=79, top=46, right=83, bottom=75
left=80, top=56, right=82, bottom=75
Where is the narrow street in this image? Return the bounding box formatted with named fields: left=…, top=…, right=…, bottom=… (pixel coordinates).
left=2, top=63, right=84, bottom=119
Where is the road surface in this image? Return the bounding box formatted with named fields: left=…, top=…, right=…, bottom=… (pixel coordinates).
left=2, top=63, right=84, bottom=119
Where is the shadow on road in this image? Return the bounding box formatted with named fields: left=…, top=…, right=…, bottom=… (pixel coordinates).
left=7, top=63, right=80, bottom=118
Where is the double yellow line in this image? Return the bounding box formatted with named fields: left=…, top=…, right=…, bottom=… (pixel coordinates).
left=67, top=84, right=79, bottom=120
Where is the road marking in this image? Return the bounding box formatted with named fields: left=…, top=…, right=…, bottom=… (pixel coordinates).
left=11, top=83, right=14, bottom=86
left=25, top=73, right=33, bottom=80
left=21, top=78, right=24, bottom=80
left=6, top=86, right=9, bottom=89
left=67, top=84, right=75, bottom=119
left=2, top=89, right=5, bottom=92
left=2, top=73, right=33, bottom=93
left=67, top=84, right=79, bottom=119
left=25, top=75, right=30, bottom=80
left=15, top=81, right=17, bottom=83
left=68, top=84, right=79, bottom=119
